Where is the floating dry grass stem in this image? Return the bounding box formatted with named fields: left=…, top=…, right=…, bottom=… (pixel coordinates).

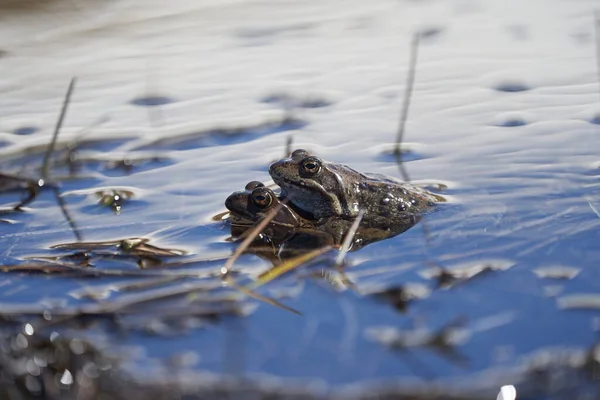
left=212, top=210, right=231, bottom=221
left=249, top=245, right=332, bottom=290
left=226, top=277, right=301, bottom=315
left=52, top=185, right=82, bottom=241
left=334, top=209, right=364, bottom=268
left=52, top=237, right=185, bottom=258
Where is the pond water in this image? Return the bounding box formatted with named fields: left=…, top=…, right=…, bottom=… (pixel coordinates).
left=1, top=0, right=600, bottom=398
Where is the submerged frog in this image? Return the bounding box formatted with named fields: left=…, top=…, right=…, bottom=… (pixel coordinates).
left=225, top=181, right=420, bottom=251
left=269, top=149, right=442, bottom=225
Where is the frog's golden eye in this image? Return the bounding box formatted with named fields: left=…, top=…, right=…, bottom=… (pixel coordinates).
left=251, top=188, right=273, bottom=209
left=245, top=181, right=264, bottom=190
left=301, top=157, right=321, bottom=174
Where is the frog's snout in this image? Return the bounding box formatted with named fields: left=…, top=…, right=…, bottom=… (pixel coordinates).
left=224, top=195, right=234, bottom=211
left=268, top=160, right=283, bottom=177
left=225, top=192, right=243, bottom=212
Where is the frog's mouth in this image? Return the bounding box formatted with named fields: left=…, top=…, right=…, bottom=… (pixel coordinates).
left=227, top=212, right=257, bottom=227
left=228, top=211, right=299, bottom=232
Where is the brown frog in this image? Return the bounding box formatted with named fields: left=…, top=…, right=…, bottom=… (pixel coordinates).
left=224, top=181, right=420, bottom=251
left=269, top=149, right=441, bottom=226
left=225, top=181, right=317, bottom=230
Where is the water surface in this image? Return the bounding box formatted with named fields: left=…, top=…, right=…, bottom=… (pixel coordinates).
left=0, top=0, right=599, bottom=398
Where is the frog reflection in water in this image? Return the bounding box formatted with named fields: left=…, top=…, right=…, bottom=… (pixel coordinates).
left=269, top=149, right=442, bottom=226
left=225, top=181, right=421, bottom=252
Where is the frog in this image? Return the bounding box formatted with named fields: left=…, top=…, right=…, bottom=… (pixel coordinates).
left=224, top=180, right=421, bottom=251
left=225, top=181, right=308, bottom=231
left=269, top=149, right=442, bottom=226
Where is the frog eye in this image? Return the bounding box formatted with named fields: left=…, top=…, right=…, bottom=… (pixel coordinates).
left=301, top=157, right=321, bottom=174
left=245, top=181, right=264, bottom=190
left=251, top=188, right=273, bottom=208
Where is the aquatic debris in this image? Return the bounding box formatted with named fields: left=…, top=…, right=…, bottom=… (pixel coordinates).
left=51, top=238, right=186, bottom=258
left=25, top=250, right=92, bottom=267
left=96, top=188, right=135, bottom=214
left=211, top=209, right=231, bottom=221
left=0, top=262, right=93, bottom=274
left=226, top=278, right=300, bottom=315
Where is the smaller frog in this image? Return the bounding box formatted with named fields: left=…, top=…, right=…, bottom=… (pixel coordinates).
left=225, top=181, right=306, bottom=230
left=269, top=149, right=441, bottom=226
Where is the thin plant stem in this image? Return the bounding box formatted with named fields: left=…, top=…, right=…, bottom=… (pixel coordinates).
left=393, top=32, right=420, bottom=180
left=41, top=77, right=76, bottom=181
